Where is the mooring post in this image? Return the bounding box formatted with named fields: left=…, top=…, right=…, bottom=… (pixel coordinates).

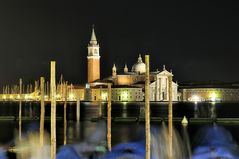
left=181, top=117, right=191, bottom=159
left=76, top=95, right=80, bottom=122
left=107, top=83, right=112, bottom=151
left=99, top=86, right=102, bottom=117
left=145, top=55, right=150, bottom=159
left=168, top=73, right=173, bottom=159
left=50, top=61, right=56, bottom=159
left=19, top=78, right=22, bottom=142
left=64, top=81, right=68, bottom=145
left=40, top=77, right=45, bottom=147
left=47, top=81, right=49, bottom=101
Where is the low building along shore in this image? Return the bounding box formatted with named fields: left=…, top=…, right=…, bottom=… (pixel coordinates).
left=179, top=82, right=239, bottom=102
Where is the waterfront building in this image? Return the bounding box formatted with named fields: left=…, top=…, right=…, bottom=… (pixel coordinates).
left=179, top=83, right=239, bottom=102
left=111, top=86, right=144, bottom=102
left=102, top=55, right=178, bottom=102
left=70, top=84, right=144, bottom=102
left=66, top=26, right=178, bottom=102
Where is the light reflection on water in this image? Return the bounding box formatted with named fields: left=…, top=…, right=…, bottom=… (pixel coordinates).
left=1, top=102, right=239, bottom=158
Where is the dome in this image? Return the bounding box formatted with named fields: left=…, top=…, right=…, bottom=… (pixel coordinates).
left=131, top=54, right=146, bottom=74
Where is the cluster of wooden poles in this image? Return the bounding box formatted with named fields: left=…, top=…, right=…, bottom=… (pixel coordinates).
left=16, top=55, right=173, bottom=159
left=3, top=78, right=50, bottom=96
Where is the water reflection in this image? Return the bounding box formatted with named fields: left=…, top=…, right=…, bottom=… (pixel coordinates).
left=1, top=121, right=239, bottom=158
left=182, top=125, right=192, bottom=159
left=1, top=102, right=239, bottom=158
left=192, top=125, right=239, bottom=158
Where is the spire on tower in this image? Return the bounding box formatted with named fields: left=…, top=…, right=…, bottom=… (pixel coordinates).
left=90, top=24, right=97, bottom=44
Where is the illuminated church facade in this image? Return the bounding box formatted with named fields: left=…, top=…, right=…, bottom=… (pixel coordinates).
left=105, top=55, right=178, bottom=101
left=74, top=26, right=179, bottom=102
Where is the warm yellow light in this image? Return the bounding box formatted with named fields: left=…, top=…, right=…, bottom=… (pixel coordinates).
left=210, top=92, right=217, bottom=102
left=25, top=94, right=29, bottom=100
left=56, top=94, right=61, bottom=99
left=121, top=91, right=128, bottom=101
left=69, top=93, right=75, bottom=100
left=191, top=95, right=201, bottom=102
left=9, top=95, right=13, bottom=99
left=17, top=95, right=20, bottom=99
left=123, top=101, right=127, bottom=105
left=101, top=92, right=108, bottom=100
left=3, top=95, right=6, bottom=99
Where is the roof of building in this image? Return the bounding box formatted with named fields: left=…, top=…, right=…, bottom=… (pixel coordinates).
left=179, top=82, right=239, bottom=89
left=89, top=25, right=97, bottom=45
left=131, top=54, right=146, bottom=74
left=112, top=85, right=143, bottom=88
left=72, top=85, right=85, bottom=89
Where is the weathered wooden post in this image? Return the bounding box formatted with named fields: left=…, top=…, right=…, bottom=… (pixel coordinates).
left=107, top=83, right=112, bottom=151
left=76, top=95, right=80, bottom=122
left=64, top=81, right=68, bottom=145
left=47, top=81, right=49, bottom=100
left=168, top=73, right=173, bottom=159
left=60, top=74, right=63, bottom=100
left=145, top=55, right=150, bottom=159
left=50, top=61, right=56, bottom=159
left=19, top=78, right=22, bottom=142
left=99, top=86, right=102, bottom=117
left=40, top=77, right=45, bottom=146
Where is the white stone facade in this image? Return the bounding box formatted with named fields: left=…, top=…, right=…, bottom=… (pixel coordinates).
left=150, top=70, right=178, bottom=101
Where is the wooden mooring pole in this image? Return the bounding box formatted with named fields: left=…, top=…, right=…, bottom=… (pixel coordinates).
left=107, top=83, right=112, bottom=151
left=99, top=86, right=102, bottom=117
left=76, top=96, right=80, bottom=122
left=168, top=74, right=173, bottom=159
left=64, top=81, right=68, bottom=145
left=40, top=77, right=45, bottom=146
left=145, top=55, right=150, bottom=159
left=50, top=61, right=56, bottom=159
left=19, top=78, right=22, bottom=142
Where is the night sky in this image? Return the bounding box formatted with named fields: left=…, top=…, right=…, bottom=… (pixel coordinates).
left=0, top=0, right=238, bottom=86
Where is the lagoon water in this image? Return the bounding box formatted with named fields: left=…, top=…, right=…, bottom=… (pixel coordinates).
left=1, top=102, right=239, bottom=158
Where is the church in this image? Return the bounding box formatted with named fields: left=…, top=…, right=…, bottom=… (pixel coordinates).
left=73, top=26, right=178, bottom=102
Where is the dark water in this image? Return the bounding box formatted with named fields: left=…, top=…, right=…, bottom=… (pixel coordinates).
left=1, top=101, right=239, bottom=158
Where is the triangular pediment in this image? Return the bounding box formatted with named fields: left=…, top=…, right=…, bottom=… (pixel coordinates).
left=158, top=70, right=173, bottom=76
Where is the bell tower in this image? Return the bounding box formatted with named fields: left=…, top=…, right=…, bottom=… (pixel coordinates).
left=87, top=25, right=100, bottom=83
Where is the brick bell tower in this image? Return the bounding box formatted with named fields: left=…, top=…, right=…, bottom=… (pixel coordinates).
left=87, top=25, right=100, bottom=83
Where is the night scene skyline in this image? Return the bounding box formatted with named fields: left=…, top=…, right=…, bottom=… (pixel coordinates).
left=2, top=1, right=239, bottom=159
left=0, top=0, right=238, bottom=86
